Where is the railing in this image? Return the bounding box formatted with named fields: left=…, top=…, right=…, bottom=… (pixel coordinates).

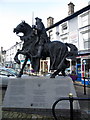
left=75, top=77, right=90, bottom=95
left=52, top=94, right=90, bottom=120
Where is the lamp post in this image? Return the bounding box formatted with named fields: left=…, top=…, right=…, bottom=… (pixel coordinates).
left=83, top=59, right=86, bottom=77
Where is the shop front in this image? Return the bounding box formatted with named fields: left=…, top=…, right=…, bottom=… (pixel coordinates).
left=40, top=60, right=50, bottom=75
left=20, top=59, right=50, bottom=76
left=76, top=55, right=90, bottom=85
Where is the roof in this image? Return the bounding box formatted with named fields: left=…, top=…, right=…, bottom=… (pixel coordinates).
left=46, top=5, right=90, bottom=31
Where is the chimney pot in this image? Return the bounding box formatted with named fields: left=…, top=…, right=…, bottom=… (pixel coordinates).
left=47, top=17, right=54, bottom=27
left=68, top=2, right=75, bottom=15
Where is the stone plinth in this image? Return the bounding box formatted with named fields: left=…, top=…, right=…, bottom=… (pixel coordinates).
left=3, top=76, right=79, bottom=110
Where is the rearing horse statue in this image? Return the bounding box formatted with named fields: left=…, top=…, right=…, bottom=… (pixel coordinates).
left=13, top=20, right=78, bottom=78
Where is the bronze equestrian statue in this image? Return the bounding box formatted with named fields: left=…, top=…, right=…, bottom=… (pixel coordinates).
left=13, top=18, right=78, bottom=78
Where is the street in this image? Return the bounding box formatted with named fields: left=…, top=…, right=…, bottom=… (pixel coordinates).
left=74, top=83, right=90, bottom=117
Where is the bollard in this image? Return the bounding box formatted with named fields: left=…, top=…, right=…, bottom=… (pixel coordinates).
left=69, top=93, right=73, bottom=120
left=83, top=77, right=86, bottom=95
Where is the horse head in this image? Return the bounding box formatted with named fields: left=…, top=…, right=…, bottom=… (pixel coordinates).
left=13, top=21, right=32, bottom=39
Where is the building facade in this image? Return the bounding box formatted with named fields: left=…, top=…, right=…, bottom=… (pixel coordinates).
left=46, top=2, right=90, bottom=81
left=5, top=42, right=25, bottom=71
left=0, top=47, right=6, bottom=67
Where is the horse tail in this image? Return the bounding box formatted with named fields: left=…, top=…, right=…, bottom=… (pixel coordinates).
left=65, top=43, right=78, bottom=51
left=65, top=43, right=78, bottom=58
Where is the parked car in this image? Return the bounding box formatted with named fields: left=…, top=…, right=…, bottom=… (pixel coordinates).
left=0, top=67, right=29, bottom=87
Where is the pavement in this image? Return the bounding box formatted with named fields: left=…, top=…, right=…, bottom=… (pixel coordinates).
left=74, top=82, right=90, bottom=120
left=0, top=81, right=90, bottom=120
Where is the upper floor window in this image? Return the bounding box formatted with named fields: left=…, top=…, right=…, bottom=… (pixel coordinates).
left=80, top=12, right=89, bottom=27
left=83, top=38, right=90, bottom=49
left=83, top=32, right=90, bottom=49
left=61, top=23, right=67, bottom=33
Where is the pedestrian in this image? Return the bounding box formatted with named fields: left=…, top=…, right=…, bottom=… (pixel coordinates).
left=69, top=71, right=78, bottom=82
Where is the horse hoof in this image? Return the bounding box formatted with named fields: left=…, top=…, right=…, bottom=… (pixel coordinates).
left=17, top=74, right=22, bottom=78
left=50, top=74, right=55, bottom=78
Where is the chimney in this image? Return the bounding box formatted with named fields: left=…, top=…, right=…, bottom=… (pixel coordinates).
left=47, top=17, right=54, bottom=27
left=68, top=2, right=75, bottom=15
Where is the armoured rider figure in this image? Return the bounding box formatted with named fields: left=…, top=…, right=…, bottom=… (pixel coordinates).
left=32, top=17, right=49, bottom=58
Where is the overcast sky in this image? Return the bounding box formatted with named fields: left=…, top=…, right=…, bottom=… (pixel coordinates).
left=0, top=0, right=89, bottom=50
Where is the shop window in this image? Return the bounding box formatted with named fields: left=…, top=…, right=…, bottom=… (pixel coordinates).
left=44, top=61, right=48, bottom=73
left=77, top=58, right=81, bottom=64
left=83, top=59, right=90, bottom=78
left=40, top=60, right=49, bottom=74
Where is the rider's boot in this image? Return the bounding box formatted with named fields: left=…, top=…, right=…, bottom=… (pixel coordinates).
left=33, top=45, right=43, bottom=58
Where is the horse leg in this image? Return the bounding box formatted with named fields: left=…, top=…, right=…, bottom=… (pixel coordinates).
left=14, top=50, right=21, bottom=64
left=31, top=57, right=40, bottom=72
left=50, top=54, right=68, bottom=78
left=14, top=50, right=29, bottom=64
left=50, top=63, right=66, bottom=78
left=50, top=69, right=60, bottom=78
left=50, top=56, right=56, bottom=70
left=17, top=56, right=28, bottom=77
left=61, top=68, right=66, bottom=76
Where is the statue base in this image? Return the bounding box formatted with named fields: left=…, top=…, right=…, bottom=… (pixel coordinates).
left=2, top=76, right=80, bottom=115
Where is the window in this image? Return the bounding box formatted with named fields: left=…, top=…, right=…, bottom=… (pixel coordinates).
left=80, top=12, right=89, bottom=27
left=61, top=23, right=67, bottom=33
left=83, top=32, right=90, bottom=49
left=83, top=38, right=90, bottom=49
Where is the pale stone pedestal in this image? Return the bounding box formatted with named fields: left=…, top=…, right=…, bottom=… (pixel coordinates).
left=2, top=76, right=80, bottom=115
